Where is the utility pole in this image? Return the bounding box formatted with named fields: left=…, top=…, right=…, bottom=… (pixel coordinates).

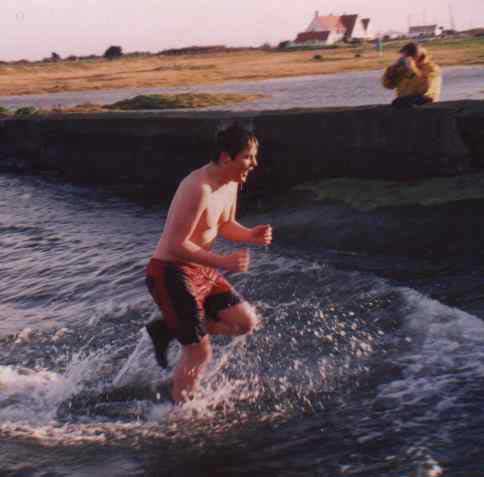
left=448, top=4, right=456, bottom=31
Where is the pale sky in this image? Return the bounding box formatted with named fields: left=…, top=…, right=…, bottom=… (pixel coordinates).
left=2, top=0, right=483, bottom=61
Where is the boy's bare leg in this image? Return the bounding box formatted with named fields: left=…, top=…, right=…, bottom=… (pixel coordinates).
left=206, top=302, right=259, bottom=337
left=171, top=304, right=258, bottom=403
left=172, top=337, right=212, bottom=403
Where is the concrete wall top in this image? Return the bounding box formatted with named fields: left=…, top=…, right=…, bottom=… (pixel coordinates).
left=1, top=100, right=483, bottom=202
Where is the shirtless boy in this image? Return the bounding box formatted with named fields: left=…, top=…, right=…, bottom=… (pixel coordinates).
left=145, top=124, right=272, bottom=403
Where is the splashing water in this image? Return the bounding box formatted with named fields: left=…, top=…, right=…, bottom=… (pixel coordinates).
left=1, top=174, right=483, bottom=475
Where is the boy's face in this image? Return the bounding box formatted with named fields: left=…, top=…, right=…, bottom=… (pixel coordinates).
left=227, top=141, right=258, bottom=184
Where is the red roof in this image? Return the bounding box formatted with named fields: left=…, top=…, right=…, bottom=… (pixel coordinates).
left=340, top=14, right=358, bottom=35
left=312, top=15, right=346, bottom=33
left=295, top=13, right=370, bottom=43
left=310, top=14, right=369, bottom=36
left=296, top=31, right=331, bottom=43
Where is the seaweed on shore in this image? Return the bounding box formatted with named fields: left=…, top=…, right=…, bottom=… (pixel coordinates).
left=12, top=93, right=264, bottom=116
left=104, top=93, right=262, bottom=110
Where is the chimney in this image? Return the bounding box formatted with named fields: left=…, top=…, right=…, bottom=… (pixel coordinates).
left=315, top=10, right=319, bottom=18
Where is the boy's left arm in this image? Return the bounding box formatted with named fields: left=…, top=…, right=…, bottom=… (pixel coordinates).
left=219, top=220, right=272, bottom=245
left=219, top=186, right=272, bottom=245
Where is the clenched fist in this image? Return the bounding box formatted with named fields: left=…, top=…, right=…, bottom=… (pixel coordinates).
left=250, top=224, right=273, bottom=246
left=221, top=249, right=250, bottom=273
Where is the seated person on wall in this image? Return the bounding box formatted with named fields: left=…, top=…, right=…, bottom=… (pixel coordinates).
left=382, top=42, right=442, bottom=108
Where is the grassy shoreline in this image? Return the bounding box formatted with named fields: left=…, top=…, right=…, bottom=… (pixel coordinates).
left=292, top=173, right=484, bottom=211
left=1, top=37, right=483, bottom=97
left=0, top=93, right=264, bottom=116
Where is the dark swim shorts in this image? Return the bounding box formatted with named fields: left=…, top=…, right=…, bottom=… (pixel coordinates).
left=145, top=258, right=242, bottom=345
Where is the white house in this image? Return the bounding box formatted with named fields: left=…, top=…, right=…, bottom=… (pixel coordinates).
left=408, top=25, right=441, bottom=38
left=292, top=11, right=373, bottom=47
left=380, top=30, right=406, bottom=40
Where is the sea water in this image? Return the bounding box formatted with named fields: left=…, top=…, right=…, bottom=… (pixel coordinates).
left=1, top=172, right=483, bottom=476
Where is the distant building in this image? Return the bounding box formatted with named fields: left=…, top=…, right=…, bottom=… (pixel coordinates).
left=408, top=25, right=441, bottom=38
left=462, top=28, right=484, bottom=37
left=380, top=30, right=406, bottom=40
left=291, top=11, right=373, bottom=47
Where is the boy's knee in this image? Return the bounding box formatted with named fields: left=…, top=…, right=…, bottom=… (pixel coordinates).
left=240, top=309, right=259, bottom=335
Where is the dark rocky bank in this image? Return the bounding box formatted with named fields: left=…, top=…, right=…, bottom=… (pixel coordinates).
left=0, top=101, right=483, bottom=204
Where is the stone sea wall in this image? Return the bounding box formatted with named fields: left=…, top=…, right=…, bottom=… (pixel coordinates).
left=0, top=100, right=483, bottom=202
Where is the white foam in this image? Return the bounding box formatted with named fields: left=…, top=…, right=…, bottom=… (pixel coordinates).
left=402, top=288, right=484, bottom=342
left=14, top=327, right=35, bottom=344
left=0, top=420, right=157, bottom=446
left=0, top=252, right=392, bottom=444
left=0, top=366, right=69, bottom=421
left=112, top=329, right=166, bottom=388
left=377, top=287, right=484, bottom=430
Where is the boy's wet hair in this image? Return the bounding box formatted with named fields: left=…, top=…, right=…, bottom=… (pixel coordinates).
left=214, top=123, right=258, bottom=163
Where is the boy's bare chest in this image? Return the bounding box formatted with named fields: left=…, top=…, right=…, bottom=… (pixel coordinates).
left=202, top=189, right=233, bottom=228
